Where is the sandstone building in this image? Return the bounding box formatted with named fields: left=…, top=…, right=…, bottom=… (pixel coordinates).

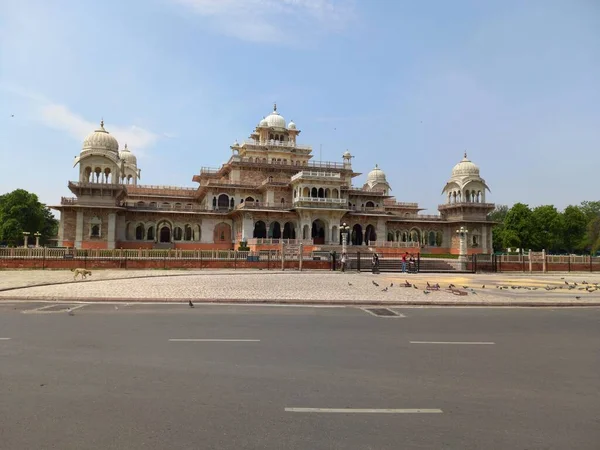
left=53, top=105, right=495, bottom=253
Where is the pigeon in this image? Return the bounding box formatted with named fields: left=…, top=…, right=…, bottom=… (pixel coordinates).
left=449, top=283, right=456, bottom=288
left=413, top=284, right=418, bottom=289
left=348, top=282, right=353, bottom=286
left=462, top=285, right=469, bottom=289
left=188, top=300, right=194, bottom=308
left=482, top=285, right=485, bottom=289
left=575, top=296, right=581, bottom=300
left=470, top=291, right=477, bottom=295
left=390, top=282, right=393, bottom=287
left=582, top=281, right=588, bottom=285
left=67, top=308, right=75, bottom=316
left=423, top=290, right=430, bottom=294
left=382, top=287, right=388, bottom=292
left=427, top=282, right=431, bottom=288
left=565, top=281, right=569, bottom=285
left=372, top=281, right=379, bottom=287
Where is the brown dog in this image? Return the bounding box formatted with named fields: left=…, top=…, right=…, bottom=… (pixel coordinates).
left=71, top=268, right=92, bottom=280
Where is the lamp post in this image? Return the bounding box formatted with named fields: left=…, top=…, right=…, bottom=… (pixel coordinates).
left=456, top=226, right=469, bottom=264
left=22, top=231, right=30, bottom=249
left=34, top=232, right=41, bottom=248
left=340, top=223, right=350, bottom=254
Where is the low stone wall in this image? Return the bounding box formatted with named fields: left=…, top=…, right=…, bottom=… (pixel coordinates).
left=0, top=258, right=331, bottom=271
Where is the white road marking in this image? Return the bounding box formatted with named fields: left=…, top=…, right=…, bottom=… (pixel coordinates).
left=168, top=339, right=260, bottom=342
left=410, top=341, right=495, bottom=345
left=285, top=408, right=443, bottom=414
left=0, top=337, right=11, bottom=340
left=360, top=307, right=406, bottom=318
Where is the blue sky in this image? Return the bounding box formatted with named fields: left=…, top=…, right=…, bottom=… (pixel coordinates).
left=1, top=0, right=598, bottom=214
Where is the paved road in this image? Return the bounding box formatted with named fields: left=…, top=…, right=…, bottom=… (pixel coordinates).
left=1, top=303, right=599, bottom=449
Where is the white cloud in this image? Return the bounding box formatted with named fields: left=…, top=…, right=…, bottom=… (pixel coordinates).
left=0, top=83, right=159, bottom=156
left=170, top=0, right=354, bottom=42
left=38, top=104, right=159, bottom=155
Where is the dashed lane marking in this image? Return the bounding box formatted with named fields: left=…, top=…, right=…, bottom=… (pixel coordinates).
left=168, top=339, right=261, bottom=342
left=410, top=341, right=495, bottom=345
left=284, top=408, right=443, bottom=414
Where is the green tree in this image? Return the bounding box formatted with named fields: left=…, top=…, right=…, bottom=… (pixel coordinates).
left=530, top=205, right=563, bottom=252
left=562, top=205, right=587, bottom=253
left=579, top=201, right=600, bottom=222
left=488, top=205, right=509, bottom=252
left=0, top=189, right=58, bottom=246
left=586, top=217, right=600, bottom=254
left=503, top=203, right=533, bottom=251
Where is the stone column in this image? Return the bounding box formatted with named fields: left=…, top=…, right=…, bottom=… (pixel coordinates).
left=482, top=226, right=488, bottom=253
left=58, top=213, right=65, bottom=246
left=241, top=215, right=254, bottom=242
left=107, top=213, right=117, bottom=249
left=75, top=211, right=84, bottom=248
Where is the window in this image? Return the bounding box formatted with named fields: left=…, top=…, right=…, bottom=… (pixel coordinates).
left=91, top=225, right=100, bottom=237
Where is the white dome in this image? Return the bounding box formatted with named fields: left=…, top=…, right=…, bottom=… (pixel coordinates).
left=452, top=153, right=480, bottom=177
left=367, top=164, right=387, bottom=183
left=343, top=150, right=352, bottom=158
left=258, top=117, right=268, bottom=127
left=264, top=103, right=286, bottom=128
left=119, top=143, right=137, bottom=165
left=83, top=120, right=119, bottom=153
left=288, top=120, right=296, bottom=130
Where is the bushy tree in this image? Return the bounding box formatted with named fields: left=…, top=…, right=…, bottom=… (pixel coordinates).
left=503, top=203, right=533, bottom=251
left=0, top=189, right=58, bottom=246
left=562, top=205, right=587, bottom=253
left=530, top=205, right=563, bottom=253
left=488, top=205, right=509, bottom=252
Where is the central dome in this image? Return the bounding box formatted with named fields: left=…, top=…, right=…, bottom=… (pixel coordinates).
left=452, top=153, right=480, bottom=176
left=367, top=164, right=387, bottom=183
left=83, top=120, right=119, bottom=153
left=264, top=103, right=286, bottom=128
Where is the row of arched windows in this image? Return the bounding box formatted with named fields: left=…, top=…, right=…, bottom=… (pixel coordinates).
left=294, top=187, right=340, bottom=199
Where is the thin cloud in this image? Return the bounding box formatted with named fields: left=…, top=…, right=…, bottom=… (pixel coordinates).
left=1, top=84, right=159, bottom=156
left=170, top=0, right=355, bottom=43
left=39, top=104, right=159, bottom=156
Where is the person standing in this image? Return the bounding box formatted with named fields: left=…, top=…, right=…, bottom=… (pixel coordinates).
left=340, top=252, right=347, bottom=272
left=401, top=252, right=408, bottom=273
left=409, top=254, right=416, bottom=273
left=372, top=252, right=380, bottom=274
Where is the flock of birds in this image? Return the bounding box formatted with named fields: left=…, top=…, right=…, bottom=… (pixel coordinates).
left=344, top=278, right=600, bottom=299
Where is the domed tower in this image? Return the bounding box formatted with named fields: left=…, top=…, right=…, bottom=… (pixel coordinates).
left=364, top=164, right=391, bottom=195
left=439, top=152, right=495, bottom=254
left=118, top=143, right=140, bottom=185
left=74, top=120, right=121, bottom=184
left=442, top=152, right=490, bottom=204
left=253, top=103, right=300, bottom=145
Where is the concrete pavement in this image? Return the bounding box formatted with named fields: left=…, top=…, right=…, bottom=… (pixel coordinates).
left=0, top=305, right=599, bottom=449
left=1, top=269, right=600, bottom=306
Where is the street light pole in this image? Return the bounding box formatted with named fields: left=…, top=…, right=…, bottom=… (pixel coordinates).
left=456, top=226, right=469, bottom=267
left=340, top=222, right=350, bottom=254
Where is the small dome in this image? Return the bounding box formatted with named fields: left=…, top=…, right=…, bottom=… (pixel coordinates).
left=288, top=120, right=296, bottom=130
left=258, top=117, right=268, bottom=127
left=452, top=152, right=480, bottom=177
left=119, top=143, right=137, bottom=165
left=83, top=120, right=119, bottom=153
left=264, top=103, right=286, bottom=128
left=367, top=164, right=387, bottom=183
left=232, top=139, right=240, bottom=147
left=343, top=150, right=352, bottom=158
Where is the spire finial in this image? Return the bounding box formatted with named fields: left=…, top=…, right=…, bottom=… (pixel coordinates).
left=273, top=102, right=277, bottom=112
left=464, top=151, right=468, bottom=159
left=100, top=118, right=104, bottom=128
left=124, top=143, right=128, bottom=149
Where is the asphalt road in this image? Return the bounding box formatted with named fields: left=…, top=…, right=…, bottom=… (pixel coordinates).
left=0, top=303, right=599, bottom=450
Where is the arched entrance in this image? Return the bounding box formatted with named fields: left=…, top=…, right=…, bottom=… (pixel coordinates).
left=217, top=194, right=229, bottom=210
left=159, top=226, right=171, bottom=243
left=213, top=222, right=232, bottom=243
left=312, top=219, right=326, bottom=245
left=269, top=221, right=281, bottom=239
left=365, top=225, right=376, bottom=244
left=351, top=224, right=363, bottom=246
left=282, top=222, right=295, bottom=239
left=253, top=221, right=267, bottom=239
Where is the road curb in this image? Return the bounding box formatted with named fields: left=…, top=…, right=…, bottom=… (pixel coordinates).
left=1, top=296, right=599, bottom=307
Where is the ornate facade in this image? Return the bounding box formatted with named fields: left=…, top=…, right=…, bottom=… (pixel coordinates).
left=53, top=105, right=495, bottom=253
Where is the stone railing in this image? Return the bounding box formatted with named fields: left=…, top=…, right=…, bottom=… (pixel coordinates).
left=438, top=202, right=495, bottom=209
left=290, top=171, right=342, bottom=182
left=246, top=239, right=312, bottom=245
left=373, top=241, right=421, bottom=248
left=241, top=139, right=312, bottom=151
left=383, top=200, right=419, bottom=208
left=126, top=204, right=210, bottom=212
left=349, top=206, right=386, bottom=213
left=236, top=202, right=291, bottom=211
left=61, top=197, right=78, bottom=205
